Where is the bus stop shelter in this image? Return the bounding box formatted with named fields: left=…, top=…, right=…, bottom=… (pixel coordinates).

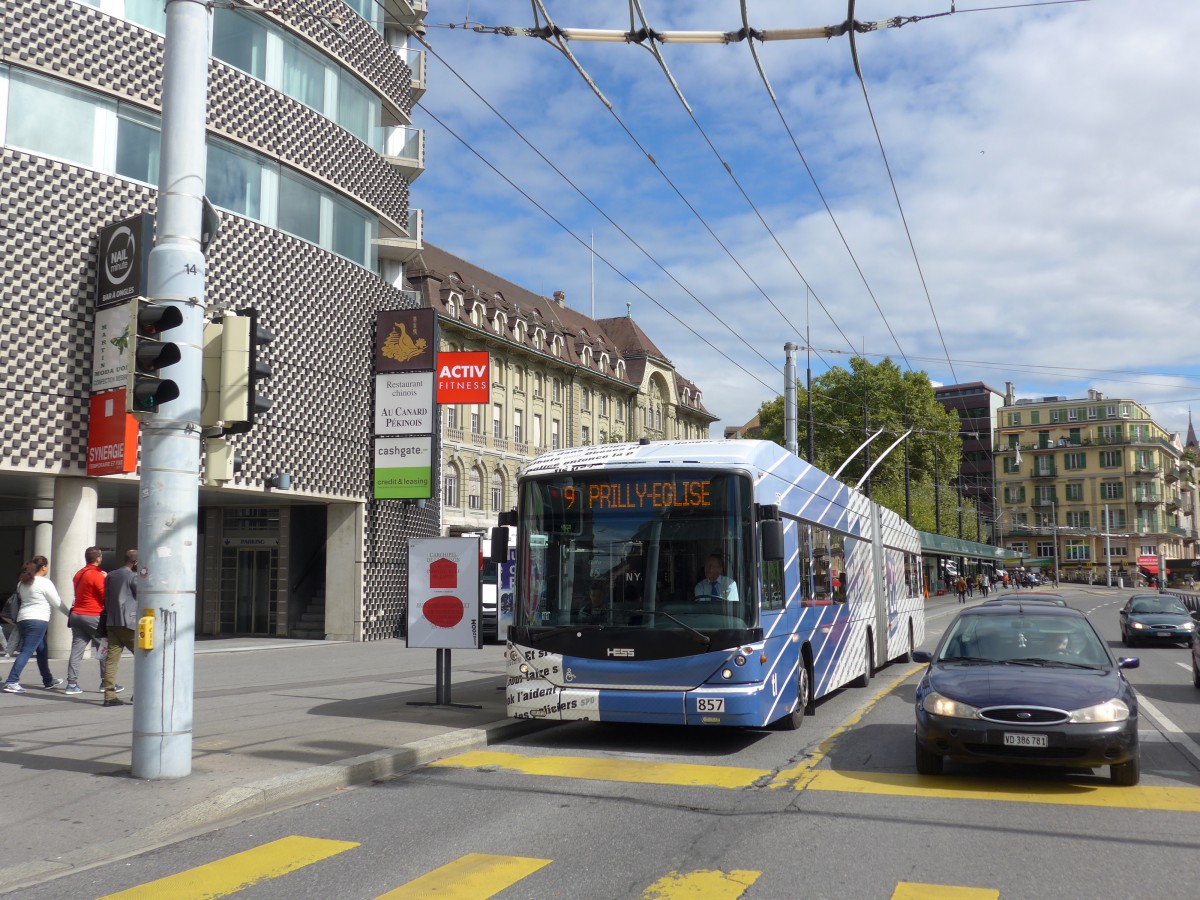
left=919, top=532, right=1008, bottom=596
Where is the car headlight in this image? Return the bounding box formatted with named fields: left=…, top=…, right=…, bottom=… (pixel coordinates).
left=922, top=690, right=981, bottom=719
left=1130, top=621, right=1146, bottom=630
left=1182, top=621, right=1195, bottom=632
left=1068, top=698, right=1130, bottom=723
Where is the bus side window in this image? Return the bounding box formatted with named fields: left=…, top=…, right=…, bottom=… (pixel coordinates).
left=762, top=558, right=784, bottom=611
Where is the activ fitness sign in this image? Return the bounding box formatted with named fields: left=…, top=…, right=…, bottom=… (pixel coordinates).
left=436, top=351, right=490, bottom=404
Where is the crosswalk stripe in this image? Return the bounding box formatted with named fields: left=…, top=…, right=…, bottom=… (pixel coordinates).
left=892, top=883, right=999, bottom=899
left=374, top=852, right=551, bottom=899
left=642, top=869, right=760, bottom=898
left=807, top=769, right=1200, bottom=811
left=430, top=750, right=770, bottom=789
left=98, top=835, right=359, bottom=900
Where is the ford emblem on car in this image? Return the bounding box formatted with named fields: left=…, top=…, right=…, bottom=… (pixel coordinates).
left=1017, top=712, right=1032, bottom=720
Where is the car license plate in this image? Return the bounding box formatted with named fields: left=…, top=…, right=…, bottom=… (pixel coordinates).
left=1157, top=631, right=1172, bottom=637
left=696, top=698, right=725, bottom=713
left=1004, top=732, right=1048, bottom=748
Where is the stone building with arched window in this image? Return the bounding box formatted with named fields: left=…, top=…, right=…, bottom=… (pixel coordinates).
left=405, top=244, right=717, bottom=536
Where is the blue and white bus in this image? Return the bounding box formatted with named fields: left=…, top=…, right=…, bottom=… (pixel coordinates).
left=496, top=439, right=924, bottom=729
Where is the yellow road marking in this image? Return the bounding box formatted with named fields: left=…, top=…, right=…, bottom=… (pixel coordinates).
left=375, top=852, right=551, bottom=899
left=893, top=883, right=999, bottom=899
left=431, top=749, right=771, bottom=789
left=642, top=869, right=760, bottom=899
left=807, top=769, right=1200, bottom=811
left=768, top=664, right=924, bottom=789
left=99, top=835, right=358, bottom=900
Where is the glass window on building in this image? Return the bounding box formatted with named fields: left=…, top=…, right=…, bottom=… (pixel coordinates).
left=443, top=468, right=459, bottom=507
left=445, top=406, right=458, bottom=430
left=115, top=103, right=160, bottom=184
left=277, top=168, right=322, bottom=244
left=1101, top=482, right=1123, bottom=499
left=281, top=33, right=328, bottom=113
left=207, top=139, right=267, bottom=221
left=533, top=413, right=542, bottom=448
left=491, top=472, right=503, bottom=511
left=1065, top=483, right=1083, bottom=501
left=581, top=389, right=590, bottom=412
left=337, top=70, right=378, bottom=146
left=6, top=69, right=106, bottom=167
left=552, top=418, right=560, bottom=450
left=581, top=425, right=590, bottom=444
left=212, top=9, right=268, bottom=79
left=1065, top=541, right=1090, bottom=561
left=492, top=404, right=503, bottom=439
left=330, top=196, right=372, bottom=268
left=468, top=469, right=481, bottom=510
left=1037, top=541, right=1055, bottom=557
left=513, top=409, right=523, bottom=444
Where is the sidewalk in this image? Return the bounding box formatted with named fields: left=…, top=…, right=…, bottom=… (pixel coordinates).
left=0, top=638, right=538, bottom=893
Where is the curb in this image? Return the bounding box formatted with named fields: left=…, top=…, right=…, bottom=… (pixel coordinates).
left=0, top=716, right=549, bottom=894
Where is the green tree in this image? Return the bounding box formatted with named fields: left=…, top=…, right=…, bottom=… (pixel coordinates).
left=752, top=357, right=971, bottom=537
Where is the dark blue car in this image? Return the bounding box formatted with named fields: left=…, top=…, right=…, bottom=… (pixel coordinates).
left=913, top=605, right=1141, bottom=785
left=1119, top=593, right=1196, bottom=647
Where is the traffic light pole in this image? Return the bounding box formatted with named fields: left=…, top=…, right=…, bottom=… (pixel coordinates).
left=132, top=0, right=210, bottom=779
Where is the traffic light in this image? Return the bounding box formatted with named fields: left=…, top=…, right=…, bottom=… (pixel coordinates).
left=217, top=309, right=273, bottom=435
left=126, top=299, right=183, bottom=416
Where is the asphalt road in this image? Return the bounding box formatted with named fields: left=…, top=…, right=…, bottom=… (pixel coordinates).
left=20, top=587, right=1200, bottom=900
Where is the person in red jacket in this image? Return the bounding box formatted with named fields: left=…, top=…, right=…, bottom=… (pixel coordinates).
left=65, top=547, right=120, bottom=696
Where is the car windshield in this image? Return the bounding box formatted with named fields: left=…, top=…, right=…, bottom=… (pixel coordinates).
left=937, top=614, right=1110, bottom=667
left=1129, top=597, right=1189, bottom=615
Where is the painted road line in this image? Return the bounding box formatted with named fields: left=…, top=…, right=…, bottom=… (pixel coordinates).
left=805, top=769, right=1200, bottom=811
left=892, top=883, right=998, bottom=899
left=642, top=869, right=760, bottom=899
left=375, top=852, right=550, bottom=899
left=431, top=750, right=772, bottom=789
left=1136, top=693, right=1200, bottom=769
left=768, top=663, right=924, bottom=790
left=98, top=835, right=358, bottom=900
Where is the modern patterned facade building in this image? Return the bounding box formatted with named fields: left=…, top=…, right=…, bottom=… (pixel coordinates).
left=405, top=244, right=718, bottom=537
left=934, top=382, right=1004, bottom=542
left=993, top=387, right=1197, bottom=583
left=1, top=0, right=431, bottom=644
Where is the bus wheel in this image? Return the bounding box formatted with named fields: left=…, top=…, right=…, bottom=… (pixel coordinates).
left=852, top=636, right=874, bottom=688
left=777, top=661, right=811, bottom=731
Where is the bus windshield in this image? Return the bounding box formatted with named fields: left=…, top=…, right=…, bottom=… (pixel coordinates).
left=514, top=470, right=755, bottom=634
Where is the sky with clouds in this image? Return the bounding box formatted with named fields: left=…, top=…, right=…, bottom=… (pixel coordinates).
left=410, top=1, right=1200, bottom=440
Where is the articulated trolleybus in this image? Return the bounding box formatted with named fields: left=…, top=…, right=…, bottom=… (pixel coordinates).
left=494, top=439, right=924, bottom=729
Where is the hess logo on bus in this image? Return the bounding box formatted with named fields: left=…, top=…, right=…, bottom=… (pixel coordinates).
left=607, top=648, right=635, bottom=658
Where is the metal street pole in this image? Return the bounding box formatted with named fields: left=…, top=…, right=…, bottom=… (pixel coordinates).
left=1105, top=503, right=1112, bottom=588
left=1050, top=501, right=1061, bottom=587
left=132, top=0, right=210, bottom=779
left=783, top=343, right=797, bottom=456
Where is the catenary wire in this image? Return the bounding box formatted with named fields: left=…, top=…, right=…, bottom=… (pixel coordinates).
left=418, top=103, right=784, bottom=396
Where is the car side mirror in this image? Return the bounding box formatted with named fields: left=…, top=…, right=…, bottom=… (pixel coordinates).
left=912, top=650, right=932, bottom=663
left=1118, top=657, right=1139, bottom=669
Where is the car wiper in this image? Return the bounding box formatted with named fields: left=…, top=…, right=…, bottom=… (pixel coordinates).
left=1010, top=657, right=1105, bottom=669
left=938, top=655, right=995, bottom=664
left=639, top=610, right=712, bottom=648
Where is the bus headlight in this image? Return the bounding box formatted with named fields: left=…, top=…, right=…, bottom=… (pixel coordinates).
left=734, top=655, right=747, bottom=666
left=722, top=668, right=733, bottom=679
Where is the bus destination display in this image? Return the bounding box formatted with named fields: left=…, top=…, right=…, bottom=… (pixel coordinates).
left=562, top=479, right=714, bottom=511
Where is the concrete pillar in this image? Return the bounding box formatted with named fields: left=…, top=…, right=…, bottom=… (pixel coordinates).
left=48, top=478, right=99, bottom=658
left=34, top=521, right=53, bottom=558
left=325, top=502, right=365, bottom=642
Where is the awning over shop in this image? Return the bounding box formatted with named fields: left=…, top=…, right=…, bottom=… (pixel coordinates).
left=1137, top=555, right=1167, bottom=575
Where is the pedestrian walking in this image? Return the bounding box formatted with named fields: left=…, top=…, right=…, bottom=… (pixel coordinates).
left=4, top=556, right=69, bottom=694
left=100, top=549, right=138, bottom=707
left=955, top=576, right=967, bottom=604
left=65, top=546, right=108, bottom=695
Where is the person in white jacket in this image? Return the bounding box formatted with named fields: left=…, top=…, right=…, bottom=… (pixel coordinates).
left=4, top=555, right=69, bottom=693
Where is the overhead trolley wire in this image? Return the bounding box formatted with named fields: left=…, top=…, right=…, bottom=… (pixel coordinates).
left=417, top=102, right=784, bottom=397
left=409, top=26, right=785, bottom=378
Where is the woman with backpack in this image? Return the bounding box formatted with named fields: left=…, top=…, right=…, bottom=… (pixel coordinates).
left=3, top=556, right=69, bottom=694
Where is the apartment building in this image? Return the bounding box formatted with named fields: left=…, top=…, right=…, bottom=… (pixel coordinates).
left=405, top=244, right=717, bottom=536
left=993, top=387, right=1197, bottom=582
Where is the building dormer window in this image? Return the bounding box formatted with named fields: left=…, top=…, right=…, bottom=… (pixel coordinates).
left=533, top=330, right=544, bottom=351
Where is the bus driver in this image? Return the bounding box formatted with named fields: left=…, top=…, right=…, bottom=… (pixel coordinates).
left=695, top=554, right=739, bottom=604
